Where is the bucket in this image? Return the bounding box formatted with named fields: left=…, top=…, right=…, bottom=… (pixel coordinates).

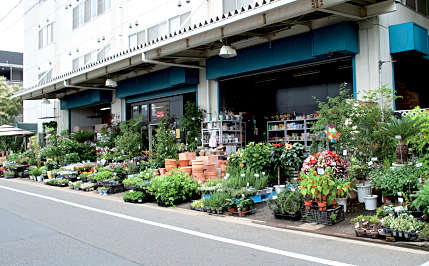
left=364, top=195, right=378, bottom=210
left=336, top=198, right=347, bottom=212
left=356, top=184, right=371, bottom=203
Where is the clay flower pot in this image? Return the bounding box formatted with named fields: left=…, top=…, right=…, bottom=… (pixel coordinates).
left=304, top=200, right=313, bottom=210
left=193, top=172, right=205, bottom=183
left=158, top=168, right=166, bottom=175
left=318, top=201, right=327, bottom=211
left=181, top=166, right=192, bottom=176
left=228, top=208, right=235, bottom=215
left=178, top=159, right=189, bottom=167
left=206, top=163, right=216, bottom=172
left=205, top=172, right=218, bottom=181
left=192, top=160, right=204, bottom=173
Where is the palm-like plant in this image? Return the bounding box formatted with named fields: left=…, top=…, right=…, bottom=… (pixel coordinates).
left=378, top=116, right=425, bottom=164
left=71, top=130, right=95, bottom=143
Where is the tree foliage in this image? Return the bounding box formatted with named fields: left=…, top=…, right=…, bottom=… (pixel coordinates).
left=0, top=76, right=23, bottom=125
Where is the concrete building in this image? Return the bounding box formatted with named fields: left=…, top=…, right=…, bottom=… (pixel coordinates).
left=14, top=0, right=429, bottom=149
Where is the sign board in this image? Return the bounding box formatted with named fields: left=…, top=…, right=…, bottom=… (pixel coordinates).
left=156, top=111, right=165, bottom=118
left=176, top=129, right=180, bottom=139
left=416, top=163, right=423, bottom=167
left=343, top=150, right=348, bottom=156
left=395, top=135, right=402, bottom=140
left=317, top=168, right=325, bottom=175
left=371, top=157, right=378, bottom=161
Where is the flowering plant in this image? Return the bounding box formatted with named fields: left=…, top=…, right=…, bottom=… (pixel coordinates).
left=301, top=150, right=347, bottom=178
left=300, top=167, right=337, bottom=204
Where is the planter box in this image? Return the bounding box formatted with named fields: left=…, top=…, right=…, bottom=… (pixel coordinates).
left=301, top=205, right=345, bottom=225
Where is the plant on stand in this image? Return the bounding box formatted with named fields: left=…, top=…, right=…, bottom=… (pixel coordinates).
left=300, top=167, right=337, bottom=210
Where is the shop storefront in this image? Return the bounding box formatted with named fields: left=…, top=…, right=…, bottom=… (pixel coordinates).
left=207, top=22, right=358, bottom=145
left=60, top=90, right=112, bottom=132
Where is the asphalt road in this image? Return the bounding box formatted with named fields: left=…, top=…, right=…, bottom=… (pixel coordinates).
left=0, top=178, right=428, bottom=266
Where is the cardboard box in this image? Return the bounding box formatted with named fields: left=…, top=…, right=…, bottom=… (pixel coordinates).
left=72, top=126, right=94, bottom=132
left=94, top=124, right=108, bottom=133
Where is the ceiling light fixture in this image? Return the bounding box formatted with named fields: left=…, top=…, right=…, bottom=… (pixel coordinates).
left=219, top=38, right=237, bottom=58
left=41, top=95, right=51, bottom=104
left=178, top=0, right=182, bottom=7
left=105, top=76, right=118, bottom=87
left=100, top=107, right=111, bottom=111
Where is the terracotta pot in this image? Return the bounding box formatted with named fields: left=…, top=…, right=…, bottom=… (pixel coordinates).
left=238, top=210, right=246, bottom=217
left=331, top=199, right=337, bottom=209
left=205, top=172, right=218, bottom=181
left=193, top=172, right=205, bottom=183
left=221, top=173, right=225, bottom=178
left=199, top=151, right=205, bottom=157
left=220, top=162, right=226, bottom=173
left=158, top=168, right=166, bottom=175
left=181, top=166, right=192, bottom=176
left=206, top=163, right=216, bottom=172
left=164, top=159, right=176, bottom=165
left=170, top=161, right=178, bottom=169
left=165, top=164, right=173, bottom=172
left=228, top=208, right=235, bottom=215
left=304, top=200, right=313, bottom=210
left=318, top=201, right=327, bottom=211
left=192, top=160, right=204, bottom=173
left=178, top=159, right=189, bottom=167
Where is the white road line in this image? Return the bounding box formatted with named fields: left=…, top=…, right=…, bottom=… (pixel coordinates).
left=0, top=185, right=353, bottom=266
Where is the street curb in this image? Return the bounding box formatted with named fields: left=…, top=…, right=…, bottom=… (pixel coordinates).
left=251, top=220, right=429, bottom=252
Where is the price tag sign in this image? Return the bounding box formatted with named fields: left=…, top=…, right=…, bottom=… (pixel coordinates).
left=419, top=178, right=422, bottom=183
left=390, top=167, right=395, bottom=170
left=262, top=172, right=266, bottom=176
left=77, top=177, right=80, bottom=179
left=198, top=180, right=202, bottom=184
left=317, top=168, right=325, bottom=175
left=395, top=135, right=402, bottom=140
left=241, top=194, right=245, bottom=198
left=394, top=206, right=401, bottom=213
left=398, top=197, right=404, bottom=203
left=272, top=195, right=278, bottom=200
left=146, top=173, right=150, bottom=176
left=331, top=162, right=336, bottom=166
left=290, top=187, right=296, bottom=192
left=247, top=182, right=249, bottom=187
left=224, top=176, right=228, bottom=180
left=343, top=150, right=348, bottom=156
left=371, top=157, right=378, bottom=161
left=416, top=162, right=423, bottom=168
left=130, top=190, right=134, bottom=193
left=241, top=174, right=245, bottom=177
left=226, top=173, right=230, bottom=178
left=101, top=159, right=106, bottom=165
left=254, top=174, right=259, bottom=178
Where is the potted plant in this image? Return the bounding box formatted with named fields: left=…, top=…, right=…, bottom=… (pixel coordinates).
left=31, top=167, right=43, bottom=181
left=223, top=198, right=237, bottom=215
left=378, top=116, right=425, bottom=165
left=236, top=198, right=254, bottom=217
left=3, top=170, right=15, bottom=179
left=300, top=167, right=337, bottom=211
left=335, top=178, right=356, bottom=212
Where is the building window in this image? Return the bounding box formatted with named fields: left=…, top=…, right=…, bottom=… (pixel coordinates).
left=38, top=69, right=52, bottom=83
left=403, top=0, right=429, bottom=16
left=128, top=30, right=146, bottom=49
left=97, top=44, right=111, bottom=61
left=223, top=0, right=254, bottom=13
left=150, top=101, right=169, bottom=122
left=148, top=21, right=168, bottom=42
left=169, top=11, right=191, bottom=34
left=38, top=23, right=53, bottom=49
left=73, top=51, right=96, bottom=70
left=141, top=105, right=148, bottom=122
left=73, top=0, right=111, bottom=30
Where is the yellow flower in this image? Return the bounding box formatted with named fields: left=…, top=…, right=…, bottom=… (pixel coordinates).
left=239, top=163, right=244, bottom=167
left=257, top=154, right=259, bottom=157
left=258, top=142, right=262, bottom=146
left=240, top=153, right=243, bottom=157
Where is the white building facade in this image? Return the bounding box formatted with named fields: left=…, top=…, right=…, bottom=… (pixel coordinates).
left=16, top=0, right=429, bottom=144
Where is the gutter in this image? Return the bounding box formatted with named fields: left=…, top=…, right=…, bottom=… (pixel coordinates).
left=142, top=53, right=205, bottom=70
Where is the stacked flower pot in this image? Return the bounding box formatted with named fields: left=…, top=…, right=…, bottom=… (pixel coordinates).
left=220, top=161, right=226, bottom=178
left=191, top=160, right=205, bottom=183
left=178, top=158, right=192, bottom=176
left=205, top=163, right=218, bottom=181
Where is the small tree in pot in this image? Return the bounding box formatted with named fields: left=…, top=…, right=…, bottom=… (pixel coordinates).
left=378, top=116, right=425, bottom=164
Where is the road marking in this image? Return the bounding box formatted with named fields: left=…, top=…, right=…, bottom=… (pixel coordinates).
left=0, top=185, right=354, bottom=266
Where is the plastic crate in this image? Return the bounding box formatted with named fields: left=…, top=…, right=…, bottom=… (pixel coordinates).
left=301, top=205, right=344, bottom=225
left=273, top=211, right=302, bottom=221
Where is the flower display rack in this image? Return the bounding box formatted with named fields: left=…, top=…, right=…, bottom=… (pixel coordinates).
left=273, top=211, right=302, bottom=221
left=301, top=205, right=345, bottom=225
left=379, top=228, right=421, bottom=240
left=355, top=230, right=380, bottom=239
left=205, top=191, right=274, bottom=204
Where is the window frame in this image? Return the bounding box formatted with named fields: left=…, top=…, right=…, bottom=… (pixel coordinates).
left=38, top=23, right=54, bottom=49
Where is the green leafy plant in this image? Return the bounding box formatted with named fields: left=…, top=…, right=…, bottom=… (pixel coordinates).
left=152, top=116, right=179, bottom=167
left=179, top=101, right=205, bottom=152
left=71, top=130, right=95, bottom=143
left=123, top=191, right=145, bottom=201
left=31, top=167, right=42, bottom=177
left=369, top=165, right=422, bottom=196
left=412, top=183, right=429, bottom=216
left=115, top=130, right=143, bottom=161
left=148, top=170, right=198, bottom=207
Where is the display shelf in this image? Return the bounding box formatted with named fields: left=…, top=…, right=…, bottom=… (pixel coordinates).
left=202, top=120, right=246, bottom=154
left=267, top=118, right=318, bottom=147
